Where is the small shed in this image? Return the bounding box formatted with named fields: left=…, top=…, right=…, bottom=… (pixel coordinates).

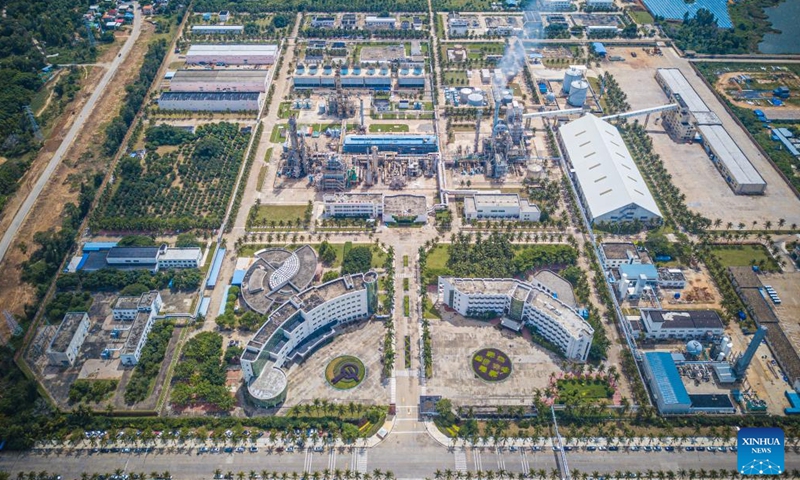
left=592, top=42, right=607, bottom=56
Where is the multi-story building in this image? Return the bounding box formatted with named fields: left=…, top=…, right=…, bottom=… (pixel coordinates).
left=120, top=291, right=163, bottom=366
left=341, top=14, right=357, bottom=29
left=658, top=268, right=687, bottom=289
left=157, top=248, right=202, bottom=269
left=241, top=272, right=379, bottom=407
left=438, top=277, right=594, bottom=362
left=323, top=193, right=384, bottom=218
left=113, top=291, right=163, bottom=322
left=639, top=308, right=724, bottom=340
left=365, top=16, right=396, bottom=29
left=47, top=312, right=90, bottom=367
left=448, top=17, right=469, bottom=37
left=311, top=16, right=335, bottom=28
left=585, top=0, right=614, bottom=9
left=599, top=242, right=642, bottom=269
left=463, top=193, right=540, bottom=222
left=105, top=246, right=161, bottom=271
left=539, top=0, right=572, bottom=11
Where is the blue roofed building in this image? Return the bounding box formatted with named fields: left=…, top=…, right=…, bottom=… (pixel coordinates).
left=642, top=352, right=691, bottom=414
left=618, top=264, right=658, bottom=283
left=342, top=135, right=438, bottom=154
left=592, top=42, right=606, bottom=56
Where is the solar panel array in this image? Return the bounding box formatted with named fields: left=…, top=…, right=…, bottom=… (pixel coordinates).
left=642, top=0, right=732, bottom=29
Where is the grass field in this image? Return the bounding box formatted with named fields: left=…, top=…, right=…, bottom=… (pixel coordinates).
left=711, top=244, right=780, bottom=272
left=369, top=123, right=410, bottom=133
left=238, top=242, right=386, bottom=268
left=629, top=10, right=654, bottom=24
left=252, top=204, right=307, bottom=226
left=257, top=166, right=268, bottom=192
left=403, top=278, right=410, bottom=291
left=556, top=378, right=613, bottom=403
left=325, top=355, right=365, bottom=390
left=422, top=296, right=441, bottom=320
left=403, top=255, right=409, bottom=267
left=403, top=296, right=410, bottom=317
left=443, top=70, right=469, bottom=86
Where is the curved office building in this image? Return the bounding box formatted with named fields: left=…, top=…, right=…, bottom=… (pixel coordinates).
left=241, top=271, right=379, bottom=407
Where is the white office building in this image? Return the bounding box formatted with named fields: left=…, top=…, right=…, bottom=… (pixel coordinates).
left=323, top=193, right=384, bottom=218
left=113, top=290, right=163, bottom=321
left=463, top=193, right=540, bottom=222
left=157, top=247, right=202, bottom=269
left=585, top=0, right=614, bottom=9
left=120, top=291, right=163, bottom=366
left=539, top=0, right=572, bottom=11
left=558, top=114, right=662, bottom=225
left=448, top=17, right=469, bottom=37
left=599, top=242, right=642, bottom=269
left=241, top=272, right=379, bottom=407
left=439, top=277, right=594, bottom=362
left=47, top=312, right=90, bottom=367
left=639, top=309, right=724, bottom=340
left=365, top=16, right=396, bottom=29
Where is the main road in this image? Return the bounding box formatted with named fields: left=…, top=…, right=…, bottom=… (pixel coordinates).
left=0, top=3, right=143, bottom=265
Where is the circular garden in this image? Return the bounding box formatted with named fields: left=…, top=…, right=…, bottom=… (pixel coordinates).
left=325, top=356, right=366, bottom=390
left=471, top=348, right=512, bottom=382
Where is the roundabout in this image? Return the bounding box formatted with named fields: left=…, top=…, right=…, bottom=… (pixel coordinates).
left=471, top=348, right=512, bottom=382
left=326, top=355, right=366, bottom=390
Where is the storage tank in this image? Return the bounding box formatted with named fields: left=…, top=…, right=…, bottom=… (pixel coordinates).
left=341, top=66, right=349, bottom=75
left=353, top=66, right=362, bottom=75
left=567, top=80, right=589, bottom=107
left=545, top=92, right=556, bottom=103
left=467, top=93, right=484, bottom=107
left=686, top=340, right=703, bottom=357
left=526, top=164, right=544, bottom=180
left=296, top=64, right=305, bottom=74
left=562, top=67, right=583, bottom=93
left=323, top=65, right=332, bottom=75
left=501, top=94, right=513, bottom=105
left=460, top=88, right=473, bottom=103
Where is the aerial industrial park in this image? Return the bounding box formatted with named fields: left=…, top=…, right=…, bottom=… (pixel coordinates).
left=1, top=0, right=800, bottom=478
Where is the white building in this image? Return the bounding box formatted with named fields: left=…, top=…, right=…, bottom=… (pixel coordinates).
left=157, top=247, right=202, bottom=269
left=323, top=193, right=384, bottom=218
left=47, top=312, right=90, bottom=367
left=558, top=114, right=662, bottom=225
left=463, top=193, right=540, bottom=222
left=448, top=17, right=469, bottom=37
left=655, top=68, right=766, bottom=195
left=169, top=70, right=269, bottom=93
left=658, top=268, right=687, bottom=289
left=120, top=291, right=163, bottom=366
left=191, top=25, right=243, bottom=35
left=365, top=16, right=396, bottom=29
left=157, top=91, right=263, bottom=112
left=539, top=0, right=572, bottom=11
left=639, top=308, right=724, bottom=340
left=186, top=44, right=278, bottom=65
left=585, top=0, right=614, bottom=9
left=438, top=277, right=594, bottom=362
left=311, top=16, right=335, bottom=28
left=241, top=272, right=379, bottom=407
left=383, top=194, right=428, bottom=224
left=599, top=242, right=642, bottom=269
left=113, top=291, right=163, bottom=321
left=105, top=246, right=161, bottom=271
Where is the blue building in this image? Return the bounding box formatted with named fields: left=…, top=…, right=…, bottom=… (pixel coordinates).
left=592, top=42, right=606, bottom=56
left=342, top=135, right=438, bottom=154
left=642, top=352, right=691, bottom=414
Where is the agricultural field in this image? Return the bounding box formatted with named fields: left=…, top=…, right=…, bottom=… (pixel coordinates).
left=92, top=122, right=250, bottom=232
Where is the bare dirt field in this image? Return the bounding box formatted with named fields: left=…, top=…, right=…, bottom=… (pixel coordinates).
left=280, top=320, right=390, bottom=409
left=0, top=23, right=160, bottom=318
left=426, top=312, right=564, bottom=406
left=602, top=46, right=800, bottom=228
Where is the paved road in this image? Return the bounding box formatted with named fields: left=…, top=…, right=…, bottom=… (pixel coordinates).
left=3, top=441, right=800, bottom=479
left=0, top=3, right=143, bottom=265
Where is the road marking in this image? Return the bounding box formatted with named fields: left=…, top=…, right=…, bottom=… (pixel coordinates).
left=473, top=450, right=483, bottom=472
left=520, top=451, right=530, bottom=474
left=495, top=449, right=506, bottom=470
left=328, top=448, right=337, bottom=470
left=350, top=449, right=357, bottom=472
left=356, top=448, right=368, bottom=473
left=304, top=450, right=313, bottom=472
left=454, top=450, right=467, bottom=472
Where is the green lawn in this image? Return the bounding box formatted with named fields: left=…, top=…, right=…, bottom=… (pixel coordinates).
left=629, top=10, right=654, bottom=25
left=403, top=255, right=409, bottom=267
left=403, top=278, right=410, bottom=291
left=422, top=296, right=441, bottom=320
left=556, top=379, right=613, bottom=403
left=369, top=123, right=410, bottom=133
left=711, top=244, right=780, bottom=272
left=252, top=204, right=307, bottom=226
left=256, top=166, right=268, bottom=192
left=238, top=242, right=385, bottom=269
left=403, top=296, right=410, bottom=317
left=443, top=70, right=469, bottom=86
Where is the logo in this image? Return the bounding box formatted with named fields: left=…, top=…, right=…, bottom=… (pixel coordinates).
left=738, top=427, right=784, bottom=475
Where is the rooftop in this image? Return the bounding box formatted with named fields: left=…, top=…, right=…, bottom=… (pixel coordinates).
left=619, top=263, right=658, bottom=280
left=601, top=242, right=639, bottom=261
left=248, top=366, right=287, bottom=400
left=323, top=193, right=384, bottom=205
left=689, top=393, right=734, bottom=410
left=159, top=247, right=201, bottom=261
left=49, top=312, right=88, bottom=353
left=472, top=193, right=523, bottom=208
left=241, top=246, right=318, bottom=315
left=641, top=308, right=724, bottom=330
left=343, top=134, right=438, bottom=146
left=559, top=115, right=662, bottom=222
left=383, top=194, right=427, bottom=217
left=105, top=246, right=160, bottom=260
left=532, top=270, right=577, bottom=309
left=656, top=68, right=711, bottom=113
left=122, top=311, right=152, bottom=355
left=728, top=266, right=762, bottom=289
left=170, top=70, right=268, bottom=83
left=644, top=352, right=691, bottom=406
left=187, top=44, right=278, bottom=55
left=160, top=91, right=261, bottom=101
left=696, top=124, right=765, bottom=187
left=658, top=268, right=686, bottom=282
left=114, top=296, right=140, bottom=311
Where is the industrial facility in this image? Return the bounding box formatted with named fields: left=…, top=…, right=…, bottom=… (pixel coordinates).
left=157, top=91, right=263, bottom=112
left=655, top=68, right=766, bottom=195
left=558, top=114, right=663, bottom=226
left=323, top=193, right=429, bottom=224
left=168, top=70, right=269, bottom=92
left=292, top=64, right=425, bottom=90
left=463, top=193, right=541, bottom=222
left=185, top=44, right=278, bottom=65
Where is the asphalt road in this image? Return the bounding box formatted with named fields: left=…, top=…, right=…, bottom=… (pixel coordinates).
left=3, top=437, right=800, bottom=479
left=0, top=3, right=143, bottom=265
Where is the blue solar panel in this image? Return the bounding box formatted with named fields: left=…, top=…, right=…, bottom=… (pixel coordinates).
left=645, top=352, right=691, bottom=406
left=642, top=0, right=733, bottom=29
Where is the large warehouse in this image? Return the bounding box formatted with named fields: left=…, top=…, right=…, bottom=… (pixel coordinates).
left=655, top=68, right=766, bottom=195
left=558, top=114, right=662, bottom=225
left=169, top=70, right=269, bottom=92
left=157, top=91, right=263, bottom=112
left=186, top=44, right=278, bottom=65
left=342, top=134, right=438, bottom=154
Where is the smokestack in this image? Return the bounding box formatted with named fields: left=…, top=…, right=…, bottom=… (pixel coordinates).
left=289, top=116, right=299, bottom=151
left=734, top=326, right=767, bottom=379
left=360, top=98, right=365, bottom=129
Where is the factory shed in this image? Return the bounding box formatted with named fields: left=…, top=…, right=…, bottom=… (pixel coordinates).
left=642, top=352, right=691, bottom=414
left=592, top=42, right=606, bottom=56
left=558, top=115, right=662, bottom=225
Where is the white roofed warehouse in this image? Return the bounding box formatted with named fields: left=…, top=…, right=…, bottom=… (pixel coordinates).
left=185, top=44, right=278, bottom=65
left=558, top=115, right=662, bottom=226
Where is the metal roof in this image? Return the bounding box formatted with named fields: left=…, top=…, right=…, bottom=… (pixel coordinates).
left=106, top=247, right=160, bottom=259
left=160, top=91, right=260, bottom=101
left=697, top=124, right=765, bottom=187
left=559, top=115, right=662, bottom=221
left=343, top=134, right=437, bottom=146
left=187, top=44, right=278, bottom=55
left=619, top=263, right=658, bottom=280
left=644, top=352, right=691, bottom=406
left=656, top=68, right=710, bottom=113
left=642, top=0, right=732, bottom=28
left=170, top=70, right=268, bottom=83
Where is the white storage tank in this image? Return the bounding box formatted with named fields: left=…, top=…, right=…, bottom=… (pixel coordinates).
left=562, top=67, right=583, bottom=94
left=467, top=93, right=484, bottom=107
left=460, top=88, right=473, bottom=103
left=567, top=79, right=589, bottom=107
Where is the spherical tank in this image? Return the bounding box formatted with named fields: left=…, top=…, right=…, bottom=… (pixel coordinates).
left=686, top=340, right=703, bottom=356
left=501, top=94, right=513, bottom=105
left=562, top=67, right=582, bottom=94
left=567, top=79, right=589, bottom=107
left=467, top=93, right=484, bottom=107
left=460, top=87, right=473, bottom=103
left=545, top=92, right=556, bottom=103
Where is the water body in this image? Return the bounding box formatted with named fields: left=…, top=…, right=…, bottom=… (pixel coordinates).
left=759, top=0, right=800, bottom=54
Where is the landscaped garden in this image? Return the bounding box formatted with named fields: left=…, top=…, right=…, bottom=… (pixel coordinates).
left=325, top=356, right=366, bottom=390
left=471, top=348, right=512, bottom=382
left=556, top=377, right=614, bottom=404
